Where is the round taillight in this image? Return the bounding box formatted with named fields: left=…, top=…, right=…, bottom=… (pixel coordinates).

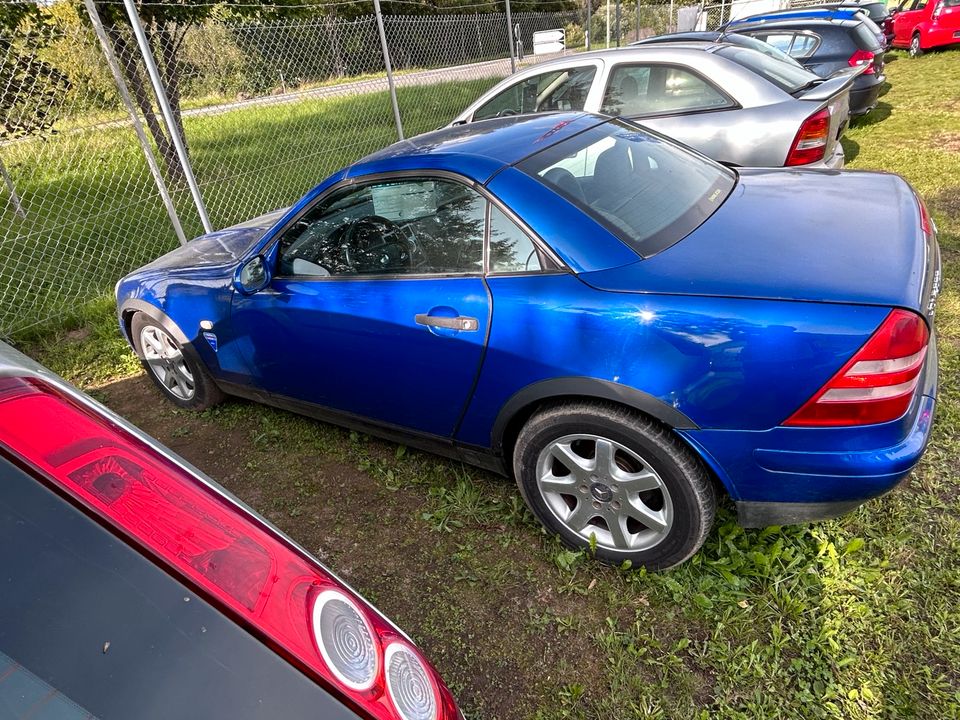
left=312, top=589, right=379, bottom=690
left=385, top=643, right=438, bottom=720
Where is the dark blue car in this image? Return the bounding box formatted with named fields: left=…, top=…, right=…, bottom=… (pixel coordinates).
left=116, top=113, right=940, bottom=569
left=723, top=9, right=887, bottom=115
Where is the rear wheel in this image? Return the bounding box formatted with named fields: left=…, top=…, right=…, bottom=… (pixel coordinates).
left=512, top=402, right=716, bottom=570
left=909, top=33, right=924, bottom=57
left=131, top=313, right=224, bottom=410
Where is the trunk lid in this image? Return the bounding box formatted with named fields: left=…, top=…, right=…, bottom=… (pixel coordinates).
left=793, top=75, right=852, bottom=163
left=580, top=168, right=939, bottom=321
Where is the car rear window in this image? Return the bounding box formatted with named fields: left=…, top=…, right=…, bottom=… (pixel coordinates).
left=722, top=32, right=804, bottom=66
left=859, top=2, right=889, bottom=20
left=715, top=45, right=819, bottom=94
left=518, top=119, right=735, bottom=257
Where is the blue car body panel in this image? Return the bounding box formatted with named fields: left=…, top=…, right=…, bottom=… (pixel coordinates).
left=726, top=8, right=860, bottom=25
left=230, top=276, right=491, bottom=437
left=580, top=168, right=930, bottom=309
left=116, top=113, right=939, bottom=525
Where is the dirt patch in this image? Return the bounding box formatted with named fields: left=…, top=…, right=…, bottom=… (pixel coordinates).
left=931, top=186, right=960, bottom=218
left=933, top=132, right=960, bottom=153
left=96, top=374, right=651, bottom=719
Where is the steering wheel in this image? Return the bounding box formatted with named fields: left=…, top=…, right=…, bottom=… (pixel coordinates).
left=342, top=215, right=416, bottom=274
left=496, top=108, right=518, bottom=117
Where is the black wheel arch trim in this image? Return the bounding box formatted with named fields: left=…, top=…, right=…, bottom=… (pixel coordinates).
left=491, top=377, right=699, bottom=453
left=120, top=299, right=191, bottom=350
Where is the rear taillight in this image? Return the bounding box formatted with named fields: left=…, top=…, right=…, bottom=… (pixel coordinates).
left=784, top=309, right=929, bottom=426
left=0, top=377, right=457, bottom=720
left=786, top=108, right=831, bottom=166
left=848, top=49, right=877, bottom=74
left=933, top=0, right=944, bottom=19
left=918, top=194, right=934, bottom=236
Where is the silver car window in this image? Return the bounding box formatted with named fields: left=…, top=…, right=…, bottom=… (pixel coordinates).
left=601, top=64, right=732, bottom=117
left=714, top=45, right=819, bottom=93
left=472, top=66, right=597, bottom=121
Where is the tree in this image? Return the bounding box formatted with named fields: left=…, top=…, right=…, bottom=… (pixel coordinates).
left=0, top=3, right=70, bottom=142
left=84, top=0, right=316, bottom=184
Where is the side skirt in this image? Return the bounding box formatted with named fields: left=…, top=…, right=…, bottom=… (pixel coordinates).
left=216, top=381, right=509, bottom=476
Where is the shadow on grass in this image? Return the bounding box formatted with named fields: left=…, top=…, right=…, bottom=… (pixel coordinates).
left=841, top=136, right=861, bottom=163
left=851, top=100, right=893, bottom=129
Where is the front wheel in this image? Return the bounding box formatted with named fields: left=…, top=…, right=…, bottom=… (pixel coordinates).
left=513, top=402, right=716, bottom=570
left=909, top=33, right=924, bottom=57
left=131, top=313, right=224, bottom=410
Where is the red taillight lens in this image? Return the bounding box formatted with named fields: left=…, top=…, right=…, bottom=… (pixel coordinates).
left=918, top=194, right=934, bottom=236
left=784, top=309, right=929, bottom=427
left=0, top=377, right=456, bottom=720
left=786, top=109, right=831, bottom=166
left=848, top=49, right=876, bottom=74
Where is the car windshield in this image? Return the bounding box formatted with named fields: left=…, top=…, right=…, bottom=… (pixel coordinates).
left=714, top=44, right=819, bottom=93
left=721, top=32, right=803, bottom=67
left=518, top=119, right=735, bottom=257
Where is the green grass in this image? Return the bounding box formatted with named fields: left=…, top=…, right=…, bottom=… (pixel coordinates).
left=0, top=76, right=498, bottom=337
left=19, top=49, right=960, bottom=720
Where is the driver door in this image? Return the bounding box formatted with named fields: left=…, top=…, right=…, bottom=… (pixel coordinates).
left=229, top=175, right=491, bottom=438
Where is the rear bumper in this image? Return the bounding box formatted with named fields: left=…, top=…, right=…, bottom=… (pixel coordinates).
left=807, top=140, right=845, bottom=170
left=680, top=332, right=938, bottom=527
left=923, top=26, right=960, bottom=49
left=850, top=76, right=884, bottom=116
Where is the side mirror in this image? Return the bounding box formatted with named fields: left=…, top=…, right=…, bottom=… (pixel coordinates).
left=235, top=255, right=270, bottom=294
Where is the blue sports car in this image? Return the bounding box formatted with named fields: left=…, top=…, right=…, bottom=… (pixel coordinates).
left=116, top=113, right=940, bottom=569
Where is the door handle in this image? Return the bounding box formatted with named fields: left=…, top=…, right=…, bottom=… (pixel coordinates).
left=414, top=314, right=479, bottom=332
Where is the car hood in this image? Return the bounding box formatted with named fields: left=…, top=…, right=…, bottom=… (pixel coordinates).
left=136, top=207, right=288, bottom=273
left=580, top=168, right=939, bottom=318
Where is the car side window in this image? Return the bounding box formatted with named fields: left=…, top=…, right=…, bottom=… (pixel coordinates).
left=488, top=205, right=543, bottom=273
left=750, top=32, right=796, bottom=54
left=472, top=66, right=596, bottom=121
left=601, top=64, right=731, bottom=117
left=788, top=33, right=821, bottom=58
left=277, top=178, right=484, bottom=277
left=908, top=0, right=926, bottom=8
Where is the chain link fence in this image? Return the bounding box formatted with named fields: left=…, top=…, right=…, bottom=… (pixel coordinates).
left=0, top=2, right=673, bottom=337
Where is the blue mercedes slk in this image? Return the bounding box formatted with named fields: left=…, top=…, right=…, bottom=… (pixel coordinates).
left=116, top=113, right=940, bottom=569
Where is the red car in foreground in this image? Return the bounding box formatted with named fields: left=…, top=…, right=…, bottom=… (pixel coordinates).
left=0, top=341, right=460, bottom=720
left=888, top=0, right=960, bottom=55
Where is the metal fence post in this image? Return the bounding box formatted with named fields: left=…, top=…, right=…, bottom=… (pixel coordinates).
left=84, top=0, right=187, bottom=245
left=586, top=0, right=592, bottom=50
left=373, top=0, right=404, bottom=141
left=505, top=0, right=517, bottom=73
left=122, top=0, right=212, bottom=234
left=0, top=157, right=26, bottom=220
left=615, top=0, right=621, bottom=46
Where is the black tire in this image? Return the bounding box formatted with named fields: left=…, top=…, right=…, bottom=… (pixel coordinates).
left=131, top=313, right=224, bottom=411
left=909, top=33, right=924, bottom=57
left=512, top=401, right=716, bottom=570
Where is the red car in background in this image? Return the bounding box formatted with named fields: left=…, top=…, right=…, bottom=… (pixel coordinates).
left=888, top=0, right=960, bottom=55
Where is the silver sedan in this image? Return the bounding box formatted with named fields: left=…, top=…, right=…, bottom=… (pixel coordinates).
left=450, top=43, right=853, bottom=168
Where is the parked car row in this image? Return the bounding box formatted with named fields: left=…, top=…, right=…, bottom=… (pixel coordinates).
left=8, top=15, right=949, bottom=717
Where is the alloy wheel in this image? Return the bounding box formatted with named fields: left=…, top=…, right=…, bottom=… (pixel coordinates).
left=534, top=434, right=674, bottom=553
left=139, top=325, right=196, bottom=401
